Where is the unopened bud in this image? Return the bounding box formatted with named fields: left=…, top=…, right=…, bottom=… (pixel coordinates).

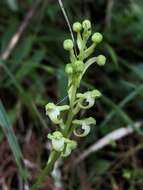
left=92, top=32, right=103, bottom=44
left=96, top=55, right=106, bottom=66
left=65, top=64, right=73, bottom=74
left=63, top=39, right=74, bottom=51
left=73, top=22, right=82, bottom=32
left=74, top=61, right=84, bottom=73
left=82, top=19, right=91, bottom=30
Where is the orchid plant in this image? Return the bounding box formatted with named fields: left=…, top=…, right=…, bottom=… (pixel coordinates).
left=31, top=19, right=106, bottom=190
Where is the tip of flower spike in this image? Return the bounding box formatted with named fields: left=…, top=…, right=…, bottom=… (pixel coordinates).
left=96, top=55, right=106, bottom=66
left=73, top=22, right=82, bottom=32
left=82, top=19, right=91, bottom=30
left=92, top=32, right=103, bottom=44
left=63, top=39, right=74, bottom=51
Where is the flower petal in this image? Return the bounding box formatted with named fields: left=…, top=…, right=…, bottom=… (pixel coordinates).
left=45, top=103, right=69, bottom=124
left=52, top=139, right=65, bottom=152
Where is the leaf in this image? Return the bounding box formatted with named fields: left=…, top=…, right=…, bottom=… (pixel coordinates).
left=92, top=159, right=112, bottom=175
left=100, top=85, right=143, bottom=135
left=101, top=95, right=134, bottom=127
left=106, top=44, right=119, bottom=69
left=0, top=59, right=47, bottom=129
left=0, top=100, right=27, bottom=179
left=1, top=22, right=17, bottom=53
left=6, top=0, right=18, bottom=11
left=120, top=59, right=143, bottom=81
left=11, top=36, right=34, bottom=64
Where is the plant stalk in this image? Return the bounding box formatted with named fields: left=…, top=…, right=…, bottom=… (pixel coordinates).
left=31, top=151, right=60, bottom=190
left=31, top=83, right=77, bottom=190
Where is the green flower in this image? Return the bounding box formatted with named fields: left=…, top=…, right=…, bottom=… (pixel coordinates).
left=72, top=117, right=96, bottom=137
left=48, top=131, right=77, bottom=157
left=76, top=90, right=101, bottom=109
left=45, top=103, right=69, bottom=124
left=61, top=139, right=77, bottom=157
left=48, top=131, right=65, bottom=152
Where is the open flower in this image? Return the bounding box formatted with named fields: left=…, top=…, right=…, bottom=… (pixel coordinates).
left=72, top=117, right=96, bottom=137
left=76, top=89, right=101, bottom=109
left=48, top=131, right=77, bottom=157
left=61, top=139, right=77, bottom=157
left=48, top=131, right=65, bottom=152
left=45, top=103, right=69, bottom=124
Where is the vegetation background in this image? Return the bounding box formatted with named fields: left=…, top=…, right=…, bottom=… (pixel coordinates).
left=0, top=0, right=143, bottom=189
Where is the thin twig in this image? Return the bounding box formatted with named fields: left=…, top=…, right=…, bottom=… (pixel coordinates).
left=74, top=121, right=142, bottom=164
left=1, top=0, right=42, bottom=61
left=105, top=0, right=114, bottom=29
left=58, top=0, right=77, bottom=55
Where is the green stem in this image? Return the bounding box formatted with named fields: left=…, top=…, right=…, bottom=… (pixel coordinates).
left=31, top=82, right=78, bottom=190
left=64, top=83, right=77, bottom=136
left=31, top=151, right=60, bottom=190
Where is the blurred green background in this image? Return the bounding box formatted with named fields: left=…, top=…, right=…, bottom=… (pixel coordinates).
left=0, top=0, right=143, bottom=189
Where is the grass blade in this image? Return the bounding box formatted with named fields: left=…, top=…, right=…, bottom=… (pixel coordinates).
left=0, top=100, right=27, bottom=179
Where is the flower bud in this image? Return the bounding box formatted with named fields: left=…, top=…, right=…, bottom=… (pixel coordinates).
left=65, top=64, right=73, bottom=74
left=92, top=32, right=103, bottom=44
left=63, top=39, right=74, bottom=50
left=73, top=22, right=82, bottom=32
left=96, top=55, right=106, bottom=66
left=82, top=19, right=91, bottom=30
left=74, top=61, right=84, bottom=73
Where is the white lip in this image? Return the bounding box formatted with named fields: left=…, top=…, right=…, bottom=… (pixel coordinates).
left=52, top=139, right=65, bottom=152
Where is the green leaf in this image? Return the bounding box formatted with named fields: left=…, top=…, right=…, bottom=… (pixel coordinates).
left=0, top=59, right=47, bottom=129
left=6, top=0, right=18, bottom=11
left=100, top=85, right=143, bottom=132
left=11, top=36, right=34, bottom=63
left=0, top=100, right=27, bottom=179
left=93, top=159, right=111, bottom=175
left=106, top=44, right=119, bottom=69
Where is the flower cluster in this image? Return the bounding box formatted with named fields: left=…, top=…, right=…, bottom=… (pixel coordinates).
left=45, top=19, right=106, bottom=157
